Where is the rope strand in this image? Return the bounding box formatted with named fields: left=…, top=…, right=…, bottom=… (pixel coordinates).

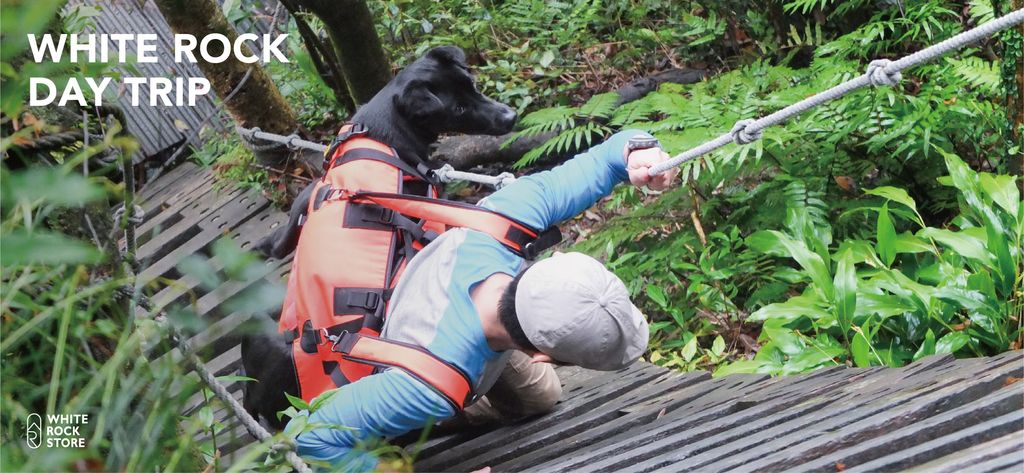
left=649, top=8, right=1024, bottom=176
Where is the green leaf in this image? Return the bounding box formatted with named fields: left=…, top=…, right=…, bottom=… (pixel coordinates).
left=309, top=388, right=341, bottom=413
left=747, top=230, right=833, bottom=300
left=713, top=359, right=771, bottom=377
left=215, top=375, right=257, bottom=383
left=865, top=186, right=923, bottom=226
left=935, top=331, right=970, bottom=354
left=919, top=228, right=991, bottom=264
left=539, top=50, right=555, bottom=68
left=833, top=249, right=857, bottom=333
left=851, top=328, right=872, bottom=368
left=282, top=414, right=308, bottom=439
left=748, top=293, right=831, bottom=323
left=0, top=167, right=106, bottom=208
left=284, top=392, right=310, bottom=411
left=913, top=329, right=937, bottom=361
left=876, top=203, right=897, bottom=267
left=979, top=173, right=1019, bottom=218
left=198, top=406, right=214, bottom=429
left=711, top=335, right=726, bottom=357
left=680, top=336, right=697, bottom=362
left=646, top=284, right=668, bottom=307
left=1, top=230, right=102, bottom=266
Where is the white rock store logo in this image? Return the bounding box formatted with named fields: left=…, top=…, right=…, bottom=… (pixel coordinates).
left=26, top=413, right=89, bottom=448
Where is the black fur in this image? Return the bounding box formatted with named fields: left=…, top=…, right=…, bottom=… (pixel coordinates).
left=242, top=46, right=517, bottom=430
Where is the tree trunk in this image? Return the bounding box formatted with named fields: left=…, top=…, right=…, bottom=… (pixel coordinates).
left=278, top=0, right=356, bottom=114
left=154, top=0, right=299, bottom=163
left=298, top=0, right=392, bottom=105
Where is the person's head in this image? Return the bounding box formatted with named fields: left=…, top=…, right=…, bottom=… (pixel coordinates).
left=497, top=252, right=649, bottom=371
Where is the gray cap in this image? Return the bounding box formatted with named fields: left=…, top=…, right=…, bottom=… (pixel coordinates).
left=515, top=252, right=649, bottom=371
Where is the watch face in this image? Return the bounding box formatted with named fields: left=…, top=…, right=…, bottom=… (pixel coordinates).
left=628, top=137, right=660, bottom=151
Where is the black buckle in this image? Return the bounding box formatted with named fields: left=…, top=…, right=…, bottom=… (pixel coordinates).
left=322, top=123, right=369, bottom=171
left=520, top=227, right=562, bottom=259
left=329, top=330, right=358, bottom=354
left=362, top=292, right=380, bottom=311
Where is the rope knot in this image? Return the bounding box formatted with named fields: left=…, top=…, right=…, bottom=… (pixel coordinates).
left=284, top=133, right=302, bottom=151
left=730, top=119, right=762, bottom=145
left=494, top=172, right=517, bottom=190
left=112, top=204, right=145, bottom=225
left=866, top=59, right=901, bottom=87
left=433, top=164, right=455, bottom=183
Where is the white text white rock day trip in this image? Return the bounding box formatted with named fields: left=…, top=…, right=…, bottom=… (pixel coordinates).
left=26, top=33, right=289, bottom=107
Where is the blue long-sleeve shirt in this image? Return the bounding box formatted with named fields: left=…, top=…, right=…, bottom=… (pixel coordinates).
left=291, top=129, right=645, bottom=470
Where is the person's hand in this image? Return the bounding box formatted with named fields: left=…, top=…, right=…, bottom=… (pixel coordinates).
left=626, top=147, right=678, bottom=191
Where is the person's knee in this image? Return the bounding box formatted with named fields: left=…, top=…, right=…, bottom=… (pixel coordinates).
left=515, top=364, right=561, bottom=416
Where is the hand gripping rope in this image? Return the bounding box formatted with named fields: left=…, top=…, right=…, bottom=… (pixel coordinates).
left=648, top=9, right=1024, bottom=176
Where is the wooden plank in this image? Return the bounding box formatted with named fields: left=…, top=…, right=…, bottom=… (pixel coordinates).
left=904, top=432, right=1024, bottom=473
left=706, top=353, right=1024, bottom=473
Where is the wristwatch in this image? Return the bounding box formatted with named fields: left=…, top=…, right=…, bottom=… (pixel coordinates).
left=627, top=135, right=661, bottom=153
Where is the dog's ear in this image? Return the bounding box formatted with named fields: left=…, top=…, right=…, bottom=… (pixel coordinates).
left=426, top=46, right=467, bottom=67
left=393, top=80, right=443, bottom=121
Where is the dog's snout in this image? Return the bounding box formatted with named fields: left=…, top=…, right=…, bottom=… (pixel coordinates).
left=498, top=106, right=517, bottom=128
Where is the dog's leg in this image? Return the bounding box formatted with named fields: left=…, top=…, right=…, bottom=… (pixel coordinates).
left=254, top=182, right=316, bottom=259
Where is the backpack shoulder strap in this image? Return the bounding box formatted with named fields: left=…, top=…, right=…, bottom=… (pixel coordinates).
left=349, top=192, right=562, bottom=259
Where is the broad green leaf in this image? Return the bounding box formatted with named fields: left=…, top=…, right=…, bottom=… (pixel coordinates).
left=747, top=230, right=833, bottom=300
left=646, top=284, right=668, bottom=307
left=680, top=337, right=698, bottom=362
left=713, top=359, right=772, bottom=377
left=865, top=186, right=923, bottom=226
left=855, top=292, right=915, bottom=318
left=979, top=173, right=1019, bottom=218
left=913, top=329, right=937, bottom=361
left=919, top=228, right=991, bottom=264
left=748, top=293, right=830, bottom=323
left=711, top=335, right=726, bottom=357
left=782, top=345, right=843, bottom=374
left=877, top=203, right=897, bottom=267
left=833, top=250, right=857, bottom=333
left=892, top=232, right=934, bottom=255
left=851, top=328, right=872, bottom=368
left=764, top=328, right=804, bottom=356
left=1, top=230, right=102, bottom=266
left=935, top=331, right=970, bottom=354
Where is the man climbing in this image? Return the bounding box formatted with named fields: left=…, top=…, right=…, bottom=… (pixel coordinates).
left=292, top=129, right=679, bottom=469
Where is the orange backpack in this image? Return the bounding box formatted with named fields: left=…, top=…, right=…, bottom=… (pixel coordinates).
left=278, top=124, right=560, bottom=410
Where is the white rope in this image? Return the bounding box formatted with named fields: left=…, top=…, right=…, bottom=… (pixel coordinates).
left=649, top=8, right=1024, bottom=176
left=432, top=164, right=517, bottom=189
left=234, top=126, right=517, bottom=188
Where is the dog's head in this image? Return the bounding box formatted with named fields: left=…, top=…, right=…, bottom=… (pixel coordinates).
left=391, top=46, right=517, bottom=136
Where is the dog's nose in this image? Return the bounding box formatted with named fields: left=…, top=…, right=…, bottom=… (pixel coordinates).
left=499, top=107, right=517, bottom=127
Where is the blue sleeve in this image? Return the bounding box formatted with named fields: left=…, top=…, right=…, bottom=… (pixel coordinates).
left=292, top=369, right=455, bottom=471
left=479, top=129, right=647, bottom=230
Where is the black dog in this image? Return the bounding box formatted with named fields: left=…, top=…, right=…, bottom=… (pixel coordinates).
left=241, top=46, right=517, bottom=430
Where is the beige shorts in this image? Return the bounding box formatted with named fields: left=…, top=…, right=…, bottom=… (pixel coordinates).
left=461, top=350, right=562, bottom=425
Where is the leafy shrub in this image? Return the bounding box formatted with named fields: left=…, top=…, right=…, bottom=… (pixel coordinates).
left=553, top=0, right=1016, bottom=373
left=717, top=152, right=1020, bottom=375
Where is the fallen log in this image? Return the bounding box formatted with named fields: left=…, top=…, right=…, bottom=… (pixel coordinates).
left=431, top=68, right=708, bottom=169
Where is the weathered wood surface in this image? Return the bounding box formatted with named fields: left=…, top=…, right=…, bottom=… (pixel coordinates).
left=139, top=164, right=1024, bottom=472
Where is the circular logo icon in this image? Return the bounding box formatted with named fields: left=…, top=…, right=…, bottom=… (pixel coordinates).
left=26, top=413, right=42, bottom=449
